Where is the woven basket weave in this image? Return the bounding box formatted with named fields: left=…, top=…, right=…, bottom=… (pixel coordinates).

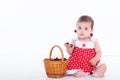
left=43, top=45, right=68, bottom=78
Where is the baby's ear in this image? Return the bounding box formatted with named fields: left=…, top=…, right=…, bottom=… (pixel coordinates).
left=74, top=30, right=77, bottom=33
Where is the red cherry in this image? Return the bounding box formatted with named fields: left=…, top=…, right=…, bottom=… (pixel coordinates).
left=54, top=57, right=58, bottom=61
left=74, top=30, right=77, bottom=33
left=65, top=42, right=69, bottom=45
left=64, top=58, right=67, bottom=60
left=90, top=33, right=93, bottom=37
left=90, top=72, right=93, bottom=75
left=70, top=44, right=73, bottom=47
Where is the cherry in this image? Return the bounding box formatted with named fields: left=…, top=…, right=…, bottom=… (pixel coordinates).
left=90, top=33, right=93, bottom=37
left=65, top=42, right=69, bottom=45
left=70, top=44, right=73, bottom=47
left=74, top=30, right=77, bottom=33
left=51, top=57, right=67, bottom=61
left=54, top=57, right=59, bottom=61
left=90, top=72, right=93, bottom=75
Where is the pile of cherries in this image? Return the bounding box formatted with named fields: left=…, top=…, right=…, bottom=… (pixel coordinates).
left=51, top=57, right=67, bottom=61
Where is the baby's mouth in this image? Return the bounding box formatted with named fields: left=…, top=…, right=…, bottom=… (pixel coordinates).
left=80, top=34, right=84, bottom=36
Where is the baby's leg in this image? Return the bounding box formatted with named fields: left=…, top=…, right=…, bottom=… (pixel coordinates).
left=92, top=63, right=106, bottom=78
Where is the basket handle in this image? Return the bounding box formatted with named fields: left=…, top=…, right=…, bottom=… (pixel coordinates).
left=49, top=45, right=64, bottom=61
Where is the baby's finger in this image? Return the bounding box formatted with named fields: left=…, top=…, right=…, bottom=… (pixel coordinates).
left=89, top=61, right=93, bottom=66
left=64, top=42, right=69, bottom=47
left=90, top=62, right=96, bottom=66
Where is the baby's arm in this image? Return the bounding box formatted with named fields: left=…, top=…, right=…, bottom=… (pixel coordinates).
left=90, top=39, right=102, bottom=66
left=64, top=39, right=75, bottom=55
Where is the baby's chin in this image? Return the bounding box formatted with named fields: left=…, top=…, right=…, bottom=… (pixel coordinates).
left=78, top=36, right=90, bottom=40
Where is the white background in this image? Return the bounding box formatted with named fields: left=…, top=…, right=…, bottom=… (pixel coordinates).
left=0, top=0, right=120, bottom=80
left=0, top=0, right=120, bottom=57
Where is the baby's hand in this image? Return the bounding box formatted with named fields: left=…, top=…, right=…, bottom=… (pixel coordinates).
left=89, top=58, right=98, bottom=66
left=64, top=42, right=73, bottom=48
left=64, top=42, right=74, bottom=54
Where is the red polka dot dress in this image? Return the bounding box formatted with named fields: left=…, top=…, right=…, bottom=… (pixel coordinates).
left=67, top=38, right=99, bottom=74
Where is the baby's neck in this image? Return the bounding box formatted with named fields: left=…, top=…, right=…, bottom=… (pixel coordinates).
left=78, top=37, right=91, bottom=42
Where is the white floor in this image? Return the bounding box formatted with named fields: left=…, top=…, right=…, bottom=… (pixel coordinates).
left=0, top=55, right=120, bottom=80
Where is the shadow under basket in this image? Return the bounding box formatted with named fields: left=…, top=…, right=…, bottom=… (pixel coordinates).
left=43, top=45, right=68, bottom=78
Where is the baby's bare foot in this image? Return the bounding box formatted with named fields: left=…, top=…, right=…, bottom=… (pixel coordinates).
left=74, top=70, right=87, bottom=78
left=92, top=71, right=104, bottom=78
left=92, top=64, right=106, bottom=78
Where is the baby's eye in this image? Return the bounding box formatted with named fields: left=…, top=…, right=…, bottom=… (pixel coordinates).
left=78, top=27, right=81, bottom=29
left=85, top=28, right=88, bottom=30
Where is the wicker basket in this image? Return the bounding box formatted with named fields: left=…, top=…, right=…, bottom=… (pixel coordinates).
left=43, top=45, right=68, bottom=78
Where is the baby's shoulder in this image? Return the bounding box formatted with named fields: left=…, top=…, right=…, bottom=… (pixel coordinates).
left=90, top=37, right=97, bottom=42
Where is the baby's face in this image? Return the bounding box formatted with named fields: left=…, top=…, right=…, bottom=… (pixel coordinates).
left=76, top=22, right=93, bottom=39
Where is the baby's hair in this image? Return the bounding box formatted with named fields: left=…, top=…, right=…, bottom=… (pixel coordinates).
left=76, top=15, right=94, bottom=29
